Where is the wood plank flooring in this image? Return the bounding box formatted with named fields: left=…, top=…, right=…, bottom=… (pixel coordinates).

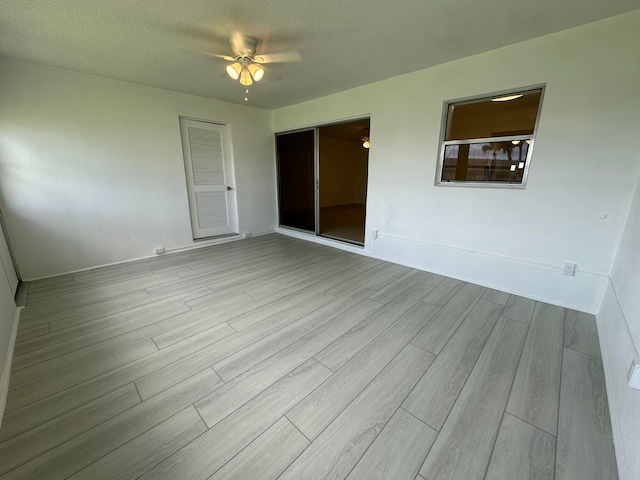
left=0, top=234, right=618, bottom=479
left=319, top=204, right=366, bottom=244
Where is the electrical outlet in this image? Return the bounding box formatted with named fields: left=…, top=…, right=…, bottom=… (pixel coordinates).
left=562, top=262, right=576, bottom=276
left=153, top=247, right=165, bottom=254
left=371, top=229, right=378, bottom=240
left=628, top=359, right=640, bottom=390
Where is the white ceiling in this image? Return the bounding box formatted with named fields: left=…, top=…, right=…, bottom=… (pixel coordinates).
left=1, top=0, right=638, bottom=109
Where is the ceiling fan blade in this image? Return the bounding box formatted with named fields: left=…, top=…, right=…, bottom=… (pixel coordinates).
left=203, top=52, right=236, bottom=61
left=254, top=51, right=301, bottom=64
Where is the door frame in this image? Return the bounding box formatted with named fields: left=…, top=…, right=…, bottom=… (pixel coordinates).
left=274, top=115, right=370, bottom=247
left=313, top=127, right=321, bottom=236
left=178, top=116, right=239, bottom=240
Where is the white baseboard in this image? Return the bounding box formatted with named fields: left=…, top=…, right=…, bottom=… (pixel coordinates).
left=276, top=228, right=608, bottom=312
left=373, top=232, right=607, bottom=313
left=275, top=227, right=370, bottom=255
left=23, top=231, right=276, bottom=282
left=0, top=306, right=22, bottom=431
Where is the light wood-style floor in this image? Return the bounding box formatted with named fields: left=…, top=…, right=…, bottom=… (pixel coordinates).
left=0, top=234, right=618, bottom=479
left=319, top=204, right=365, bottom=244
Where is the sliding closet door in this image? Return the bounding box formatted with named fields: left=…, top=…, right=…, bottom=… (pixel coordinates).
left=318, top=119, right=369, bottom=245
left=276, top=130, right=316, bottom=232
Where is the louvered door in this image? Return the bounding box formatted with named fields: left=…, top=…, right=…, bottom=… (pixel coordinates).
left=179, top=118, right=237, bottom=239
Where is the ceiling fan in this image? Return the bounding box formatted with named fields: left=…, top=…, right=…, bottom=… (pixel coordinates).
left=207, top=32, right=301, bottom=86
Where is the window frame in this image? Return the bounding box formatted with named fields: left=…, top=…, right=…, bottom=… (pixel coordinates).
left=434, top=84, right=546, bottom=189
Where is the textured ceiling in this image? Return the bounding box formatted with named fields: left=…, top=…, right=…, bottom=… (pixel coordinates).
left=1, top=0, right=638, bottom=109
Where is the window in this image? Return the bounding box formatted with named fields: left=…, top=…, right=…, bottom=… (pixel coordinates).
left=435, top=86, right=544, bottom=187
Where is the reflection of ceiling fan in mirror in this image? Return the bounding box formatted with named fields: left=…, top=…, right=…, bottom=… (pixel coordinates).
left=206, top=32, right=301, bottom=86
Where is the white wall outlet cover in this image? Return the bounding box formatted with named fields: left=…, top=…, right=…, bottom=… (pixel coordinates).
left=244, top=232, right=252, bottom=238
left=562, top=262, right=577, bottom=276
left=153, top=247, right=165, bottom=254
left=628, top=359, right=640, bottom=390
left=371, top=229, right=379, bottom=239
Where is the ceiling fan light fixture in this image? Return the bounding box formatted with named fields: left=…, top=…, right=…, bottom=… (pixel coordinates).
left=239, top=67, right=253, bottom=86
left=248, top=63, right=264, bottom=81
left=226, top=62, right=242, bottom=80
left=216, top=33, right=301, bottom=94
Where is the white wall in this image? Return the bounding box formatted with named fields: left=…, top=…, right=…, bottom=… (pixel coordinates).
left=609, top=178, right=640, bottom=351
left=598, top=173, right=640, bottom=480
left=0, top=60, right=276, bottom=279
left=272, top=11, right=640, bottom=314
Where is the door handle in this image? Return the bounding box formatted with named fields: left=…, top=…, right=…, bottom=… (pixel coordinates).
left=227, top=186, right=233, bottom=191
